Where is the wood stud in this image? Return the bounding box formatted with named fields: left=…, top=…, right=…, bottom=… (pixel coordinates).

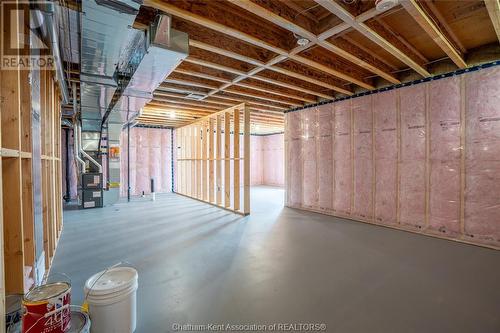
left=1, top=3, right=63, bottom=298
left=175, top=104, right=250, bottom=215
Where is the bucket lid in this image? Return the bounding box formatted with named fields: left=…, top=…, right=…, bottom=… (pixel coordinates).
left=85, top=267, right=137, bottom=296
left=24, top=282, right=71, bottom=301
left=68, top=310, right=90, bottom=332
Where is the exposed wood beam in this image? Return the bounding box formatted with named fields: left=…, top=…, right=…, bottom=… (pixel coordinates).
left=174, top=69, right=232, bottom=84
left=170, top=69, right=316, bottom=103
left=425, top=1, right=466, bottom=54
left=229, top=0, right=398, bottom=85
left=211, top=93, right=288, bottom=112
left=152, top=96, right=220, bottom=110
left=485, top=0, right=500, bottom=44
left=269, top=65, right=352, bottom=95
left=401, top=0, right=467, bottom=68
left=224, top=87, right=302, bottom=107
left=205, top=97, right=287, bottom=113
left=157, top=84, right=207, bottom=95
left=182, top=46, right=333, bottom=98
left=141, top=111, right=285, bottom=124
left=146, top=0, right=377, bottom=89
left=164, top=78, right=219, bottom=90
left=317, top=8, right=379, bottom=40
left=252, top=74, right=333, bottom=99
left=184, top=58, right=246, bottom=76
left=319, top=39, right=400, bottom=84
left=289, top=53, right=374, bottom=89
left=315, top=0, right=431, bottom=77
left=144, top=0, right=288, bottom=54
left=234, top=82, right=316, bottom=103
left=190, top=40, right=265, bottom=66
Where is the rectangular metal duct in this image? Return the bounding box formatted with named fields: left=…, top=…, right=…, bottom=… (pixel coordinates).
left=80, top=0, right=142, bottom=131
left=109, top=15, right=189, bottom=124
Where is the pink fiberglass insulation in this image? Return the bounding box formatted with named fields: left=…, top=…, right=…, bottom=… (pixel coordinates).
left=399, top=84, right=426, bottom=229
left=284, top=66, right=500, bottom=248
left=353, top=96, right=373, bottom=220
left=287, top=111, right=303, bottom=206
left=302, top=107, right=318, bottom=208
left=135, top=128, right=150, bottom=195
left=374, top=90, right=397, bottom=225
left=317, top=104, right=333, bottom=210
left=465, top=67, right=500, bottom=245
left=250, top=135, right=263, bottom=185
left=262, top=134, right=284, bottom=186
left=120, top=127, right=172, bottom=197
left=61, top=129, right=78, bottom=200
left=428, top=76, right=461, bottom=236
left=333, top=100, right=352, bottom=215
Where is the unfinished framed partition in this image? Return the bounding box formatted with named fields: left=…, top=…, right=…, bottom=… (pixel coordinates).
left=0, top=1, right=63, bottom=307
left=176, top=103, right=250, bottom=215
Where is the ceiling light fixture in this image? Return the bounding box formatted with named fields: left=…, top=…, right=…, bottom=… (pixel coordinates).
left=296, top=37, right=310, bottom=46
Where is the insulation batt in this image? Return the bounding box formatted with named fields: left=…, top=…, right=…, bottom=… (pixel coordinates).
left=284, top=66, right=500, bottom=248
left=120, top=127, right=172, bottom=196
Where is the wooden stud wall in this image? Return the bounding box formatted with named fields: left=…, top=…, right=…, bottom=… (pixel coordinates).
left=0, top=2, right=63, bottom=317
left=176, top=103, right=250, bottom=215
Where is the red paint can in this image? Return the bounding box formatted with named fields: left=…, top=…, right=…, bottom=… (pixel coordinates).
left=22, top=282, right=71, bottom=333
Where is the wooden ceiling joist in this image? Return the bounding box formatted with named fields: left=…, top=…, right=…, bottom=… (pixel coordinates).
left=181, top=44, right=332, bottom=99
left=164, top=78, right=219, bottom=90
left=317, top=8, right=379, bottom=41
left=234, top=81, right=316, bottom=104
left=190, top=40, right=265, bottom=67
left=170, top=68, right=316, bottom=104
left=174, top=69, right=232, bottom=84
left=252, top=74, right=332, bottom=99
left=223, top=86, right=303, bottom=107
left=184, top=58, right=246, bottom=76
left=229, top=0, right=399, bottom=84
left=270, top=63, right=352, bottom=96
left=145, top=0, right=384, bottom=90
left=485, top=0, right=500, bottom=44
left=144, top=0, right=288, bottom=55
left=315, top=0, right=431, bottom=77
left=401, top=0, right=467, bottom=68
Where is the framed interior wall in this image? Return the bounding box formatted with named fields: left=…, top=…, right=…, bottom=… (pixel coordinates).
left=176, top=103, right=250, bottom=215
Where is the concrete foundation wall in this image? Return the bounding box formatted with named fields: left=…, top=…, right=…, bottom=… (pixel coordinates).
left=285, top=66, right=500, bottom=249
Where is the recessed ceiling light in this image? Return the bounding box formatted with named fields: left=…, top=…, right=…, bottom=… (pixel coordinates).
left=297, top=37, right=310, bottom=46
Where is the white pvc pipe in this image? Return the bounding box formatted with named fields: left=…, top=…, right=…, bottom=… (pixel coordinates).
left=77, top=122, right=103, bottom=173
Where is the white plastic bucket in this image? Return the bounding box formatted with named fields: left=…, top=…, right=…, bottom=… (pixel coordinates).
left=84, top=267, right=138, bottom=333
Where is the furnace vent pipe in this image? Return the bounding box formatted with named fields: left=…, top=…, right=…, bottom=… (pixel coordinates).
left=77, top=122, right=103, bottom=174
left=73, top=84, right=86, bottom=173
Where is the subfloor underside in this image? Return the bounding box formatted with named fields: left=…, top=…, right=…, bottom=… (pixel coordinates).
left=51, top=186, right=500, bottom=333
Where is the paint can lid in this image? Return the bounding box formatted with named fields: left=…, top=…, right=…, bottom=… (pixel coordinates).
left=24, top=282, right=71, bottom=301
left=85, top=267, right=138, bottom=296
left=68, top=310, right=90, bottom=332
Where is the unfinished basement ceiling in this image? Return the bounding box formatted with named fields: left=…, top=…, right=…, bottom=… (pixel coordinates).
left=132, top=0, right=500, bottom=134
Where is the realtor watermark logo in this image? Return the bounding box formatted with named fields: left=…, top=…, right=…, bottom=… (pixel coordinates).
left=1, top=1, right=54, bottom=70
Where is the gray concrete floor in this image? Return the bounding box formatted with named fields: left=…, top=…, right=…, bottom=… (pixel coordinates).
left=51, top=186, right=500, bottom=333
